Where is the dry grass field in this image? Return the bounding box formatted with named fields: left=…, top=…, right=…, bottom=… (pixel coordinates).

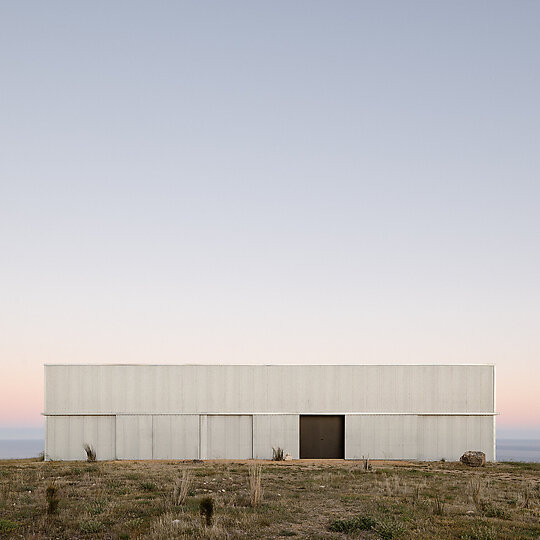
left=0, top=458, right=539, bottom=539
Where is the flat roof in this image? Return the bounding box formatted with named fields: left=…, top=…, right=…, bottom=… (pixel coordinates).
left=44, top=363, right=495, bottom=367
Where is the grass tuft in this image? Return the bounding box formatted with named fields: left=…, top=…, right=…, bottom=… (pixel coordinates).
left=468, top=478, right=483, bottom=507
left=433, top=494, right=445, bottom=515
left=329, top=515, right=378, bottom=533
left=248, top=463, right=263, bottom=507
left=172, top=469, right=193, bottom=506
left=362, top=455, right=373, bottom=471
left=45, top=482, right=59, bottom=515
left=79, top=519, right=104, bottom=533
left=375, top=519, right=405, bottom=539
left=82, top=443, right=96, bottom=462
left=0, top=519, right=19, bottom=533
left=480, top=502, right=510, bottom=520
left=464, top=523, right=497, bottom=540
left=329, top=514, right=404, bottom=538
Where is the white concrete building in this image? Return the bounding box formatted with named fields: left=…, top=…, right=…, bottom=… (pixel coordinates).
left=44, top=364, right=496, bottom=461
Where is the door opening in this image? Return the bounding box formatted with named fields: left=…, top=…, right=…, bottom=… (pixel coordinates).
left=299, top=415, right=344, bottom=459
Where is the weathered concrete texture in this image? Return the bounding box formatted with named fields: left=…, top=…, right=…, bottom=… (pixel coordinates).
left=204, top=415, right=252, bottom=459
left=346, top=415, right=494, bottom=461
left=46, top=415, right=115, bottom=461
left=253, top=414, right=299, bottom=460
left=44, top=364, right=496, bottom=461
left=45, top=364, right=495, bottom=415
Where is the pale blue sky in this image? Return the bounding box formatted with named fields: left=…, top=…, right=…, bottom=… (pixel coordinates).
left=1, top=1, right=539, bottom=437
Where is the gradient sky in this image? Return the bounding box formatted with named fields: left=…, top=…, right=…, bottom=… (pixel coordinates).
left=1, top=1, right=539, bottom=439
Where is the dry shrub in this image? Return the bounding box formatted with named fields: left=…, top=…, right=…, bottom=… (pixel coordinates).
left=199, top=496, right=214, bottom=527
left=521, top=482, right=535, bottom=509
left=383, top=475, right=401, bottom=497
left=82, top=443, right=96, bottom=462
left=411, top=483, right=422, bottom=505
left=481, top=502, right=510, bottom=519
left=272, top=447, right=284, bottom=461
left=362, top=456, right=372, bottom=472
left=248, top=464, right=263, bottom=507
left=468, top=478, right=483, bottom=507
left=46, top=482, right=59, bottom=515
left=172, top=469, right=193, bottom=506
left=433, top=494, right=445, bottom=515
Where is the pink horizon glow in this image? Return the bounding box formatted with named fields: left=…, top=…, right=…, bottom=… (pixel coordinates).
left=1, top=362, right=538, bottom=433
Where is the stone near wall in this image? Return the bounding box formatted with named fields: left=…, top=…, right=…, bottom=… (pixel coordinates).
left=284, top=453, right=293, bottom=461
left=460, top=451, right=486, bottom=467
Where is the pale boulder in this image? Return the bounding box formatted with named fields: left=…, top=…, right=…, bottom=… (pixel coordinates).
left=460, top=451, right=486, bottom=467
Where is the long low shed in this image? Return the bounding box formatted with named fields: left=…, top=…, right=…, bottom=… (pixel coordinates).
left=44, top=364, right=496, bottom=461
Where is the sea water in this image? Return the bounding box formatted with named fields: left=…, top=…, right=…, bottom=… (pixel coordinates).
left=1, top=438, right=539, bottom=462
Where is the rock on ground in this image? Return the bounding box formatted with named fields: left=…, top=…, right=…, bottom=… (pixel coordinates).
left=460, top=450, right=486, bottom=467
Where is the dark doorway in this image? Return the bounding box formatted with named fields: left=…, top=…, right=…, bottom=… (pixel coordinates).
left=300, top=415, right=345, bottom=459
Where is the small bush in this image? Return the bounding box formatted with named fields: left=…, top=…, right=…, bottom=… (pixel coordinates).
left=124, top=517, right=144, bottom=529
left=36, top=451, right=46, bottom=462
left=272, top=447, right=285, bottom=461
left=140, top=481, right=156, bottom=491
left=481, top=502, right=509, bottom=519
left=249, top=463, right=263, bottom=507
left=376, top=519, right=405, bottom=539
left=199, top=496, right=214, bottom=527
left=46, top=482, right=59, bottom=515
left=79, top=520, right=104, bottom=533
left=466, top=523, right=497, bottom=540
left=0, top=519, right=19, bottom=533
left=329, top=515, right=404, bottom=538
left=433, top=494, right=445, bottom=515
left=329, top=515, right=377, bottom=533
left=89, top=499, right=107, bottom=515
left=362, top=456, right=373, bottom=471
left=83, top=443, right=96, bottom=462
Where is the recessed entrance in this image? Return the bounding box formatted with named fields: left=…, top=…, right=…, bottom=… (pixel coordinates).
left=300, top=415, right=344, bottom=459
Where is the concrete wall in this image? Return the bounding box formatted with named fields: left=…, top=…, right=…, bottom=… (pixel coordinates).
left=253, top=415, right=299, bottom=459
left=44, top=364, right=496, bottom=461
left=116, top=415, right=152, bottom=460
left=45, top=364, right=495, bottom=415
left=45, top=415, right=115, bottom=461
left=153, top=415, right=199, bottom=460
left=204, top=415, right=253, bottom=459
left=45, top=412, right=494, bottom=462
left=345, top=414, right=495, bottom=461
